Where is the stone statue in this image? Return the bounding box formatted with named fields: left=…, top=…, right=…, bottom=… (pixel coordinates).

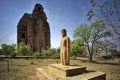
left=60, top=29, right=70, bottom=65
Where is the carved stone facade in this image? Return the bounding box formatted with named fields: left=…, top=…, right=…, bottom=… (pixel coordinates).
left=17, top=3, right=50, bottom=53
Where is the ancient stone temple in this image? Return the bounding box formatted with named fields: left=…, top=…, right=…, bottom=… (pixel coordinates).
left=17, top=3, right=50, bottom=53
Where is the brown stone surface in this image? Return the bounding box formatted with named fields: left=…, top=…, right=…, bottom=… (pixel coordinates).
left=36, top=67, right=106, bottom=80
left=71, top=71, right=106, bottom=80
left=48, top=64, right=86, bottom=77
left=36, top=68, right=56, bottom=80
left=36, top=68, right=48, bottom=80
left=17, top=3, right=50, bottom=53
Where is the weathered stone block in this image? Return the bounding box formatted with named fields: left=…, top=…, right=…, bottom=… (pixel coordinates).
left=48, top=64, right=86, bottom=77
left=36, top=68, right=56, bottom=80
left=72, top=71, right=106, bottom=80
left=36, top=67, right=106, bottom=80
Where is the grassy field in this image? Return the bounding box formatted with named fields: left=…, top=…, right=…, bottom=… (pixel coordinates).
left=0, top=58, right=120, bottom=80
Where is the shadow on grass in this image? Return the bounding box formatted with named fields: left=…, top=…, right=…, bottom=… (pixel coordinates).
left=79, top=59, right=120, bottom=66
left=0, top=67, right=20, bottom=75
left=92, top=61, right=120, bottom=65
left=17, top=64, right=28, bottom=66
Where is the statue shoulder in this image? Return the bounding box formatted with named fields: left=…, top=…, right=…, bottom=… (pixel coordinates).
left=60, top=38, right=63, bottom=42
left=65, top=36, right=70, bottom=40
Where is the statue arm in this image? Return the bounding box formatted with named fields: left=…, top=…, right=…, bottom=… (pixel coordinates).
left=60, top=39, right=62, bottom=63
left=67, top=37, right=70, bottom=59
left=60, top=39, right=62, bottom=53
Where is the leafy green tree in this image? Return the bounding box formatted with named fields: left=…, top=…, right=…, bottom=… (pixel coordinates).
left=110, top=49, right=120, bottom=62
left=9, top=44, right=16, bottom=65
left=1, top=43, right=10, bottom=71
left=1, top=43, right=16, bottom=71
left=96, top=40, right=117, bottom=56
left=41, top=48, right=52, bottom=60
left=17, top=42, right=30, bottom=56
left=73, top=20, right=111, bottom=61
left=71, top=39, right=86, bottom=59
left=0, top=49, right=3, bottom=55
left=1, top=44, right=10, bottom=56
left=41, top=48, right=60, bottom=60
left=95, top=40, right=116, bottom=62
left=87, top=0, right=120, bottom=36
left=33, top=51, right=42, bottom=59
left=0, top=49, right=3, bottom=60
left=51, top=48, right=60, bottom=59
left=32, top=51, right=44, bottom=62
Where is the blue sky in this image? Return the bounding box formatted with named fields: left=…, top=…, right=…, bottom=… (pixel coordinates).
left=0, top=0, right=91, bottom=48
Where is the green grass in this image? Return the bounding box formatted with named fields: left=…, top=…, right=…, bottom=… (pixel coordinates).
left=0, top=58, right=120, bottom=80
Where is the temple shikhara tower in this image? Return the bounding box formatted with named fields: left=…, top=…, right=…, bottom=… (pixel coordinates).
left=17, top=3, right=51, bottom=53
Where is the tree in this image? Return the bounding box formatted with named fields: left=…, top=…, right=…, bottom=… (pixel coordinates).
left=96, top=40, right=117, bottom=56
left=87, top=0, right=120, bottom=36
left=71, top=39, right=86, bottom=59
left=9, top=44, right=16, bottom=65
left=110, top=49, right=120, bottom=62
left=95, top=40, right=117, bottom=61
left=33, top=51, right=42, bottom=59
left=51, top=48, right=60, bottom=59
left=0, top=49, right=3, bottom=60
left=111, top=49, right=120, bottom=57
left=41, top=48, right=52, bottom=60
left=1, top=43, right=16, bottom=71
left=41, top=48, right=60, bottom=61
left=10, top=44, right=16, bottom=57
left=1, top=43, right=10, bottom=71
left=0, top=49, right=3, bottom=55
left=17, top=42, right=30, bottom=56
left=73, top=20, right=111, bottom=61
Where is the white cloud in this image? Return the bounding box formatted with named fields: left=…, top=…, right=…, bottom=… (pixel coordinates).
left=0, top=33, right=17, bottom=47
left=8, top=33, right=17, bottom=44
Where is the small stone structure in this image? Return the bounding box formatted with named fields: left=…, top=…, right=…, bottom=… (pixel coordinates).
left=36, top=64, right=106, bottom=80
left=48, top=64, right=86, bottom=77
left=17, top=3, right=50, bottom=53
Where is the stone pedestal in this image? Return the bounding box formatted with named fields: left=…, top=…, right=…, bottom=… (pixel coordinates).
left=36, top=64, right=106, bottom=80
left=48, top=64, right=86, bottom=77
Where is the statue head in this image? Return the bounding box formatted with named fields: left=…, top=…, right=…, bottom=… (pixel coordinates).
left=61, top=28, right=67, bottom=37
